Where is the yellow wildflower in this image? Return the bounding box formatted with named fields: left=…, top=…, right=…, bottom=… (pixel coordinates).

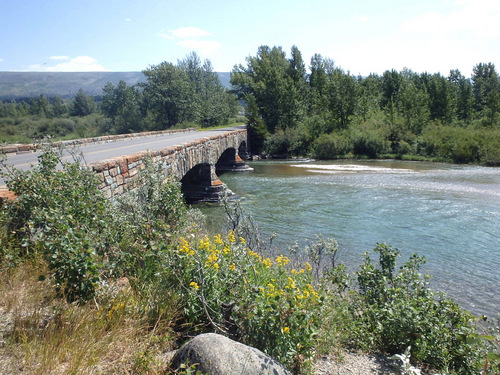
left=239, top=236, right=246, bottom=244
left=229, top=263, right=236, bottom=271
left=306, top=284, right=320, bottom=300
left=305, top=262, right=312, bottom=272
left=179, top=237, right=195, bottom=255
left=214, top=234, right=224, bottom=244
left=228, top=231, right=236, bottom=243
left=283, top=327, right=290, bottom=334
left=189, top=282, right=200, bottom=290
left=262, top=258, right=273, bottom=268
left=275, top=255, right=291, bottom=266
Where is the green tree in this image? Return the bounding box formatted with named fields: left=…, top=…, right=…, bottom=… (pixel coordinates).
left=51, top=95, right=67, bottom=117
left=231, top=45, right=303, bottom=133
left=31, top=94, right=53, bottom=118
left=357, top=73, right=382, bottom=121
left=142, top=62, right=194, bottom=129
left=70, top=88, right=95, bottom=117
left=427, top=73, right=455, bottom=123
left=326, top=67, right=359, bottom=129
left=179, top=53, right=236, bottom=127
left=449, top=69, right=474, bottom=122
left=101, top=80, right=144, bottom=133
left=472, top=62, right=500, bottom=118
left=397, top=77, right=429, bottom=135
left=308, top=53, right=331, bottom=115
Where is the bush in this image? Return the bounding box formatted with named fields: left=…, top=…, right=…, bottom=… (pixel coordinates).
left=349, top=244, right=482, bottom=374
left=164, top=232, right=321, bottom=372
left=264, top=126, right=311, bottom=157
left=350, top=128, right=389, bottom=158
left=312, top=132, right=351, bottom=159
left=1, top=149, right=110, bottom=301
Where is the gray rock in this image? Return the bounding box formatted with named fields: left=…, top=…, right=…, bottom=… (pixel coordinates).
left=171, top=333, right=291, bottom=375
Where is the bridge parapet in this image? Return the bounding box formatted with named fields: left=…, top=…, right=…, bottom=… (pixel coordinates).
left=90, top=129, right=250, bottom=202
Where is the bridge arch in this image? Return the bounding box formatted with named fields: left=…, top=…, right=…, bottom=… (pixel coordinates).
left=90, top=128, right=251, bottom=202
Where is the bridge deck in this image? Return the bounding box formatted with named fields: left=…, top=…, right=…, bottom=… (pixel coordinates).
left=0, top=125, right=246, bottom=187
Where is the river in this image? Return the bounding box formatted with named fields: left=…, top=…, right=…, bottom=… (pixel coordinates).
left=200, top=159, right=500, bottom=318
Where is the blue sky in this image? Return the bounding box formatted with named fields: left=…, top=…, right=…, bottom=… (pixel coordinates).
left=1, top=0, right=499, bottom=77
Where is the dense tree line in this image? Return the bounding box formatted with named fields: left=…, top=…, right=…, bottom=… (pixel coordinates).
left=101, top=52, right=238, bottom=133
left=0, top=88, right=96, bottom=119
left=231, top=46, right=500, bottom=165
left=0, top=53, right=238, bottom=143
left=1, top=48, right=498, bottom=165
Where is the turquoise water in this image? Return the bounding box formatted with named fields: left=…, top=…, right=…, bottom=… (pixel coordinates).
left=204, top=160, right=500, bottom=317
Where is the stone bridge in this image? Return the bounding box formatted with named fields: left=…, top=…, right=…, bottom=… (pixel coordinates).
left=89, top=128, right=251, bottom=202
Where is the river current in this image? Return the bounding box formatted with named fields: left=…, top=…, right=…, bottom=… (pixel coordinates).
left=202, top=160, right=500, bottom=317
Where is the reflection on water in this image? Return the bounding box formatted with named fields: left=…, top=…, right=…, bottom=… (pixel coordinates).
left=203, top=160, right=500, bottom=317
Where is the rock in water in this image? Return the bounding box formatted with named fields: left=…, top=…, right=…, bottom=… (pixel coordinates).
left=171, top=333, right=291, bottom=375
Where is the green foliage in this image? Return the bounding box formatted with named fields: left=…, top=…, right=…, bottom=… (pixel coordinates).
left=142, top=53, right=236, bottom=130
left=70, top=88, right=96, bottom=117
left=231, top=46, right=499, bottom=162
left=1, top=149, right=109, bottom=301
left=349, top=244, right=482, bottom=374
left=263, top=126, right=311, bottom=157
left=312, top=132, right=351, bottom=159
left=0, top=113, right=104, bottom=144
left=111, top=157, right=188, bottom=280
left=231, top=45, right=306, bottom=133
left=0, top=150, right=189, bottom=302
left=350, top=127, right=389, bottom=158
left=101, top=80, right=145, bottom=133
left=163, top=232, right=321, bottom=372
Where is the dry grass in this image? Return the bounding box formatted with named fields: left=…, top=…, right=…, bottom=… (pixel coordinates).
left=0, top=261, right=180, bottom=375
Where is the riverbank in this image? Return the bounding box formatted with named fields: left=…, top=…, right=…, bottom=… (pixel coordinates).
left=213, top=159, right=500, bottom=318
left=0, top=150, right=496, bottom=374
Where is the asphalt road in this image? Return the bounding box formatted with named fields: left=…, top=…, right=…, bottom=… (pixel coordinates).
left=0, top=126, right=245, bottom=186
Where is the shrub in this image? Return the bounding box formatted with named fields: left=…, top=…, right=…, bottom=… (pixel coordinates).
left=312, top=132, right=351, bottom=159
left=264, top=126, right=311, bottom=157
left=1, top=149, right=110, bottom=301
left=350, top=128, right=389, bottom=158
left=164, top=232, right=322, bottom=372
left=349, top=244, right=482, bottom=374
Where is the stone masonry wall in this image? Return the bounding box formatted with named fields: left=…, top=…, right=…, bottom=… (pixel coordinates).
left=90, top=129, right=248, bottom=199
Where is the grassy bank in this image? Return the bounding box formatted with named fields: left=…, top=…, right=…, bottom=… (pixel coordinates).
left=0, top=149, right=498, bottom=374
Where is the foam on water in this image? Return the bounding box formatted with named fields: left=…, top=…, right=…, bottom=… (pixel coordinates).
left=291, top=163, right=416, bottom=174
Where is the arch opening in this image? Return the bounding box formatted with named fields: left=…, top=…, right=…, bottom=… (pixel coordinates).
left=180, top=163, right=226, bottom=203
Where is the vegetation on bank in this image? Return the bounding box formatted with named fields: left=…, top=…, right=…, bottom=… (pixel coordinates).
left=231, top=46, right=500, bottom=165
left=0, top=52, right=239, bottom=144
left=2, top=47, right=500, bottom=166
left=1, top=150, right=499, bottom=374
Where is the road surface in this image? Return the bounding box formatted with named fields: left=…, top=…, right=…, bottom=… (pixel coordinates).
left=0, top=126, right=245, bottom=186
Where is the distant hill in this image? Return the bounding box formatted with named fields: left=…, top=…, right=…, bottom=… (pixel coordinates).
left=0, top=71, right=232, bottom=100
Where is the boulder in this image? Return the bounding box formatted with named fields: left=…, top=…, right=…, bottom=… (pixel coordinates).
left=171, top=333, right=291, bottom=375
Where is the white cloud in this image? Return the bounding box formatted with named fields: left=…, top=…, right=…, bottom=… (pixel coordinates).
left=172, top=27, right=210, bottom=39
left=159, top=26, right=221, bottom=56
left=402, top=0, right=500, bottom=38
left=29, top=56, right=109, bottom=72
left=125, top=18, right=131, bottom=22
left=177, top=39, right=221, bottom=55
left=50, top=55, right=70, bottom=60
left=158, top=32, right=175, bottom=40
left=0, top=58, right=3, bottom=63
